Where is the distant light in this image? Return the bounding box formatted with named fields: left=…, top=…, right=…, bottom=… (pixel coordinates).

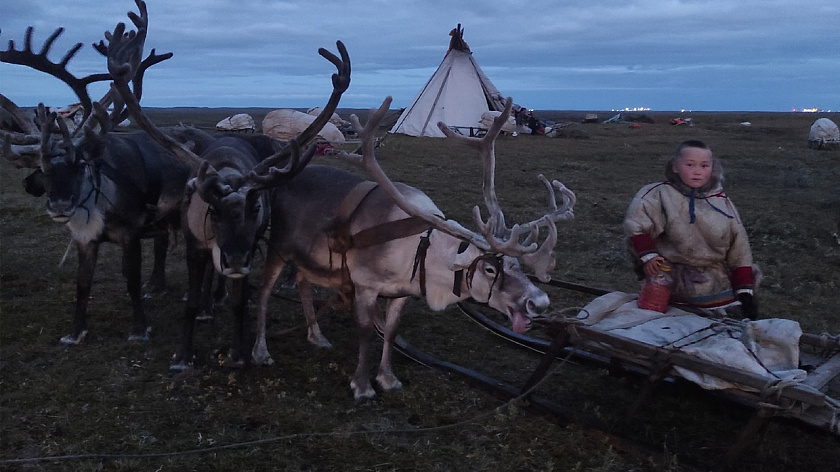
left=610, top=107, right=652, bottom=112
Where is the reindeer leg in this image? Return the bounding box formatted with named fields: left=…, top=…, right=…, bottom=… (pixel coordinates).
left=196, top=264, right=216, bottom=322
left=123, top=237, right=151, bottom=341
left=213, top=273, right=228, bottom=307
left=376, top=297, right=408, bottom=391
left=143, top=232, right=168, bottom=297
left=351, top=289, right=379, bottom=400
left=253, top=254, right=286, bottom=366
left=61, top=241, right=99, bottom=345
left=171, top=243, right=206, bottom=371
left=298, top=278, right=332, bottom=348
left=226, top=276, right=252, bottom=368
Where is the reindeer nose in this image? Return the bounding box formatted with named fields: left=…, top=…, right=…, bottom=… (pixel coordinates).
left=525, top=291, right=550, bottom=315
left=46, top=199, right=76, bottom=220
left=220, top=251, right=251, bottom=277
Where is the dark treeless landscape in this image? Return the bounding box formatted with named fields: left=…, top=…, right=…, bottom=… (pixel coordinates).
left=2, top=107, right=839, bottom=471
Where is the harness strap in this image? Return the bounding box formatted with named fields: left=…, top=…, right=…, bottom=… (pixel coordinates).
left=352, top=216, right=431, bottom=250
left=328, top=181, right=380, bottom=289
left=337, top=181, right=378, bottom=222
left=452, top=241, right=470, bottom=297
left=411, top=229, right=433, bottom=296
left=330, top=181, right=436, bottom=294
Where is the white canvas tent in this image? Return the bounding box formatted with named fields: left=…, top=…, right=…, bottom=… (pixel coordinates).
left=390, top=25, right=506, bottom=138
left=807, top=118, right=840, bottom=150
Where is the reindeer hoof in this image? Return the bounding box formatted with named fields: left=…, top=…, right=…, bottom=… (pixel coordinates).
left=253, top=356, right=275, bottom=366
left=252, top=339, right=275, bottom=366
left=128, top=327, right=152, bottom=342
left=142, top=281, right=167, bottom=298
left=60, top=330, right=88, bottom=345
left=351, top=380, right=376, bottom=401
left=376, top=372, right=403, bottom=391
left=142, top=290, right=167, bottom=300
left=169, top=362, right=191, bottom=372
left=308, top=334, right=333, bottom=349
left=170, top=353, right=193, bottom=372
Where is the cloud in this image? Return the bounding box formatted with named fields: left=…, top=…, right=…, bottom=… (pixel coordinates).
left=2, top=0, right=838, bottom=111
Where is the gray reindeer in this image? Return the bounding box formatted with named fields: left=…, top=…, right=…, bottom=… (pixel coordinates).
left=103, top=0, right=351, bottom=369
left=0, top=19, right=208, bottom=344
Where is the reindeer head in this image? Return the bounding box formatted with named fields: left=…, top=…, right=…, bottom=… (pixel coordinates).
left=0, top=12, right=171, bottom=223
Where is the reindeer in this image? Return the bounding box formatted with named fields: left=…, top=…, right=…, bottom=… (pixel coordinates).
left=0, top=19, right=206, bottom=344
left=102, top=1, right=351, bottom=369
left=253, top=96, right=576, bottom=400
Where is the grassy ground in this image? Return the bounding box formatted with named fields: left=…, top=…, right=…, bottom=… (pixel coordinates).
left=2, top=109, right=839, bottom=471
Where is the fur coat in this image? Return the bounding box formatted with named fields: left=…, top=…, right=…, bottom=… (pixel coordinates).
left=623, top=178, right=755, bottom=308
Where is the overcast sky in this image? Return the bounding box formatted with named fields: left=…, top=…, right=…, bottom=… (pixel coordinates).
left=2, top=0, right=838, bottom=111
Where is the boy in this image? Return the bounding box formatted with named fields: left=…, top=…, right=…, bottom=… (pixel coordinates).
left=623, top=140, right=758, bottom=319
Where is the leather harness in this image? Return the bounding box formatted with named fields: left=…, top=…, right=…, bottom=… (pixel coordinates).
left=329, top=181, right=505, bottom=299
left=330, top=181, right=434, bottom=294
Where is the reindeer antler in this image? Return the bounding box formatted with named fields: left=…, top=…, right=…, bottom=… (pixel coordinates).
left=247, top=40, right=351, bottom=187
left=104, top=0, right=346, bottom=182
left=103, top=1, right=201, bottom=171
left=337, top=97, right=495, bottom=250
left=340, top=96, right=575, bottom=282
left=0, top=27, right=112, bottom=126
left=0, top=1, right=164, bottom=168
left=0, top=93, right=42, bottom=168
left=437, top=98, right=575, bottom=281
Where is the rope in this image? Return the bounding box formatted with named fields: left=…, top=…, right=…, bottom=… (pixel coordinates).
left=662, top=323, right=733, bottom=350
left=0, top=364, right=562, bottom=466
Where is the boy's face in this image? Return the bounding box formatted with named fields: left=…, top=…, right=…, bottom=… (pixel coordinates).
left=673, top=146, right=713, bottom=189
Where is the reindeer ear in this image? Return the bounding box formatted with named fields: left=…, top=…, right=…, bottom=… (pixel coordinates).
left=185, top=177, right=198, bottom=194
left=79, top=134, right=105, bottom=163
left=449, top=244, right=476, bottom=271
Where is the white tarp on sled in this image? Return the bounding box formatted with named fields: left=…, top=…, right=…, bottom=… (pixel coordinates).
left=577, top=292, right=807, bottom=391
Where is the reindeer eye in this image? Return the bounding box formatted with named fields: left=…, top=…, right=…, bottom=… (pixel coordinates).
left=484, top=264, right=497, bottom=276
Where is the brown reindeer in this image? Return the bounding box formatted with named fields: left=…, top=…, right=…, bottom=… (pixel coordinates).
left=253, top=96, right=576, bottom=400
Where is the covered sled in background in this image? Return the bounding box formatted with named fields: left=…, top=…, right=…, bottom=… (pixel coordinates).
left=479, top=111, right=516, bottom=134
left=808, top=118, right=840, bottom=150
left=307, top=107, right=348, bottom=129
left=215, top=113, right=255, bottom=132
left=262, top=109, right=344, bottom=143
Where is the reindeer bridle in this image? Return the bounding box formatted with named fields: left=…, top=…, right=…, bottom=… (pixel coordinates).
left=451, top=240, right=505, bottom=299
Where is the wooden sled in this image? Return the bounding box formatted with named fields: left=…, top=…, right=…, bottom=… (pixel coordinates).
left=458, top=278, right=840, bottom=460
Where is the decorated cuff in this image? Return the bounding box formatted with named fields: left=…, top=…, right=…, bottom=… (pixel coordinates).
left=640, top=253, right=659, bottom=263
left=731, top=266, right=755, bottom=291
left=630, top=234, right=657, bottom=258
